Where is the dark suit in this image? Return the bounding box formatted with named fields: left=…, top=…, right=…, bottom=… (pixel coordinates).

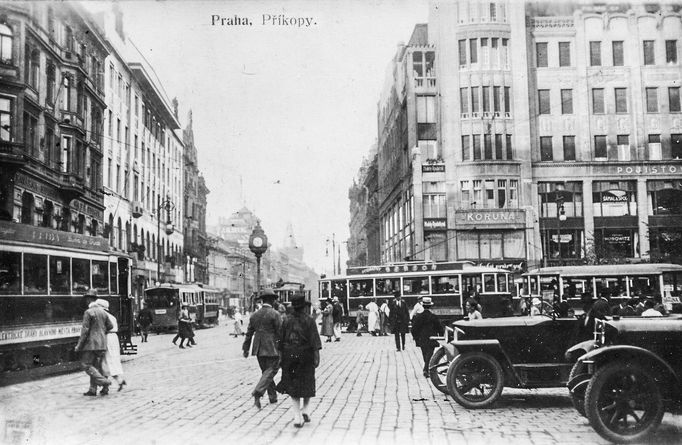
left=243, top=303, right=282, bottom=400
left=75, top=304, right=113, bottom=392
left=411, top=309, right=443, bottom=375
left=389, top=298, right=410, bottom=350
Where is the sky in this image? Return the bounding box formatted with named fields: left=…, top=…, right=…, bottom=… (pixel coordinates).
left=85, top=0, right=429, bottom=274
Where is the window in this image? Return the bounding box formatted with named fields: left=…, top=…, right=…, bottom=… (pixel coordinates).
left=594, top=135, right=607, bottom=159
left=460, top=87, right=468, bottom=114
left=482, top=86, right=490, bottom=112
left=0, top=24, right=12, bottom=64
left=540, top=136, right=553, bottom=161
left=46, top=64, right=56, bottom=104
left=108, top=110, right=112, bottom=136
left=646, top=87, right=658, bottom=112
left=561, top=89, right=573, bottom=114
left=559, top=42, right=571, bottom=66
left=458, top=40, right=467, bottom=66
left=72, top=258, right=90, bottom=292
left=471, top=87, right=480, bottom=113
left=473, top=135, right=481, bottom=160
left=416, top=95, right=436, bottom=140
left=493, top=86, right=500, bottom=113
left=63, top=76, right=71, bottom=110
left=666, top=40, right=678, bottom=64
left=470, top=39, right=478, bottom=64
left=0, top=96, right=12, bottom=141
left=64, top=26, right=74, bottom=53
left=423, top=182, right=446, bottom=218
left=481, top=38, right=489, bottom=66
left=592, top=181, right=637, bottom=217
left=497, top=179, right=506, bottom=207
left=462, top=135, right=470, bottom=160
left=495, top=134, right=503, bottom=159
left=643, top=40, right=655, bottom=65
left=457, top=230, right=525, bottom=260
left=538, top=182, right=583, bottom=218
left=504, top=86, right=510, bottom=114
left=484, top=134, right=492, bottom=159
left=506, top=134, right=513, bottom=159
left=615, top=88, right=627, bottom=113
left=491, top=38, right=498, bottom=68
left=673, top=134, right=682, bottom=159
left=23, top=112, right=37, bottom=156
left=563, top=136, right=576, bottom=161
left=413, top=50, right=434, bottom=78
left=485, top=179, right=495, bottom=208
left=590, top=41, right=601, bottom=66
left=538, top=89, right=550, bottom=115
left=536, top=42, right=548, bottom=67
left=26, top=48, right=39, bottom=89
left=647, top=181, right=682, bottom=215
left=489, top=2, right=496, bottom=21
left=501, top=39, right=509, bottom=68
left=669, top=87, right=681, bottom=112
left=612, top=41, right=624, bottom=66
left=49, top=256, right=70, bottom=294
left=592, top=88, right=605, bottom=114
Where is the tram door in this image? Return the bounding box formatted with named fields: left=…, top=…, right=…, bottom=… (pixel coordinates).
left=118, top=258, right=133, bottom=344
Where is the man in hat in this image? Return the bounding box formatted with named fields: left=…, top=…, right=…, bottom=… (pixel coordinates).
left=411, top=297, right=443, bottom=377
left=243, top=288, right=282, bottom=409
left=75, top=289, right=113, bottom=396
left=331, top=296, right=343, bottom=342
left=388, top=290, right=410, bottom=351
left=137, top=300, right=153, bottom=343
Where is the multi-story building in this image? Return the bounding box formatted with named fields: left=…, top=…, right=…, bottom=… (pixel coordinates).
left=0, top=3, right=108, bottom=239
left=183, top=110, right=209, bottom=284
left=97, top=6, right=184, bottom=303
left=373, top=1, right=682, bottom=270
left=347, top=145, right=380, bottom=266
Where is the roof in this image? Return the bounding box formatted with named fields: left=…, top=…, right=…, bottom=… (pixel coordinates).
left=408, top=24, right=428, bottom=46
left=524, top=263, right=682, bottom=277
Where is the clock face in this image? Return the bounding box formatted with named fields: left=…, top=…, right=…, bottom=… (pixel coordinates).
left=252, top=237, right=263, bottom=247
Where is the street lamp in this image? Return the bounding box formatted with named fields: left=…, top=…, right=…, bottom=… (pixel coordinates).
left=555, top=183, right=567, bottom=263
left=156, top=195, right=175, bottom=282
left=248, top=221, right=268, bottom=311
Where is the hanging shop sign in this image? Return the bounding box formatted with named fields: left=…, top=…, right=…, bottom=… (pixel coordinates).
left=423, top=218, right=447, bottom=230
left=422, top=164, right=445, bottom=173
left=455, top=209, right=526, bottom=226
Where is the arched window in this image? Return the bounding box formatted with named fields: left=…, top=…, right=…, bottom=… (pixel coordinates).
left=0, top=24, right=13, bottom=64
left=108, top=214, right=114, bottom=246
left=133, top=224, right=138, bottom=244
left=21, top=192, right=34, bottom=224
left=125, top=221, right=131, bottom=251
left=117, top=217, right=122, bottom=250
left=145, top=231, right=150, bottom=259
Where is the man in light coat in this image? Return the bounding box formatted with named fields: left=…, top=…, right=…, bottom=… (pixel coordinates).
left=243, top=289, right=282, bottom=409
left=75, top=289, right=113, bottom=396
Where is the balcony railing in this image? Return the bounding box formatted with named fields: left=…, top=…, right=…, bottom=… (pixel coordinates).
left=414, top=77, right=436, bottom=89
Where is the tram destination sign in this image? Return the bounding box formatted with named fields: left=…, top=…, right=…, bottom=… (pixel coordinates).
left=346, top=261, right=467, bottom=275
left=0, top=322, right=81, bottom=346
left=0, top=220, right=109, bottom=252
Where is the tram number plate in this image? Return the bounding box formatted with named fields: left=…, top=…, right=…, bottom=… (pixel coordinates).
left=154, top=309, right=167, bottom=315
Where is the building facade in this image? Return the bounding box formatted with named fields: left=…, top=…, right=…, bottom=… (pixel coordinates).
left=347, top=146, right=380, bottom=266
left=372, top=1, right=682, bottom=270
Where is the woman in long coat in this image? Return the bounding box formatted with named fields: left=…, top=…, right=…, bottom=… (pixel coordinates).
left=320, top=299, right=334, bottom=342
left=276, top=295, right=322, bottom=428
left=97, top=298, right=127, bottom=392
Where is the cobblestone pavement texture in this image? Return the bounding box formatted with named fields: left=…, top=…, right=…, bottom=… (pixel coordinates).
left=1, top=323, right=681, bottom=445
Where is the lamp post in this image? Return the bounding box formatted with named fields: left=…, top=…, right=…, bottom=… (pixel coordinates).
left=555, top=183, right=567, bottom=264
left=156, top=195, right=175, bottom=282
left=248, top=221, right=268, bottom=311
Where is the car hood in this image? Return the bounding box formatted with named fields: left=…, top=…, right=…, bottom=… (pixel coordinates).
left=453, top=316, right=571, bottom=329
left=606, top=315, right=682, bottom=333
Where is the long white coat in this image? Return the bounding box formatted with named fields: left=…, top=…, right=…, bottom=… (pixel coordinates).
left=365, top=301, right=380, bottom=332
left=101, top=312, right=124, bottom=377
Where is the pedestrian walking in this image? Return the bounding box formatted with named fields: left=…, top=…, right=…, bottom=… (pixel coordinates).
left=232, top=310, right=244, bottom=337
left=137, top=301, right=153, bottom=342
left=276, top=294, right=322, bottom=428
left=331, top=296, right=343, bottom=342
left=355, top=305, right=366, bottom=336
left=320, top=299, right=334, bottom=342
left=74, top=289, right=113, bottom=396
left=172, top=305, right=193, bottom=348
left=379, top=299, right=389, bottom=336
left=242, top=289, right=282, bottom=409
left=410, top=297, right=443, bottom=377
left=410, top=296, right=424, bottom=320
left=365, top=298, right=380, bottom=336
left=388, top=291, right=410, bottom=351
left=97, top=299, right=127, bottom=391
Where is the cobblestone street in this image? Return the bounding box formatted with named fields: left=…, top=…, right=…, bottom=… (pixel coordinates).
left=1, top=324, right=681, bottom=445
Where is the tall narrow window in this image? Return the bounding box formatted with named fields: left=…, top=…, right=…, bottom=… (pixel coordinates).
left=666, top=40, right=678, bottom=64
left=590, top=41, right=601, bottom=66
left=491, top=38, right=498, bottom=68
left=504, top=86, right=510, bottom=114
left=506, top=134, right=513, bottom=159
left=460, top=87, right=469, bottom=114
left=493, top=86, right=500, bottom=113
left=459, top=39, right=467, bottom=66
left=484, top=134, right=492, bottom=159
left=0, top=96, right=12, bottom=142
left=472, top=135, right=481, bottom=160
left=470, top=39, right=478, bottom=64
left=615, top=88, right=628, bottom=113
left=592, top=88, right=605, bottom=114
left=501, top=39, right=509, bottom=68
left=540, top=136, right=553, bottom=161
left=46, top=64, right=56, bottom=104
left=471, top=87, right=480, bottom=113
left=669, top=87, right=681, bottom=112
left=482, top=86, right=490, bottom=112
left=0, top=24, right=13, bottom=63
left=646, top=87, right=658, bottom=112
left=538, top=89, right=550, bottom=115
left=612, top=41, right=624, bottom=66
left=462, top=135, right=471, bottom=160
left=643, top=40, right=655, bottom=65
left=63, top=76, right=71, bottom=111
left=536, top=42, right=548, bottom=67
left=495, top=134, right=503, bottom=159
left=481, top=38, right=489, bottom=66
left=563, top=136, right=576, bottom=161
left=672, top=134, right=682, bottom=159
left=561, top=89, right=573, bottom=114
left=594, top=135, right=607, bottom=159
left=559, top=42, right=571, bottom=67
left=489, top=2, right=496, bottom=21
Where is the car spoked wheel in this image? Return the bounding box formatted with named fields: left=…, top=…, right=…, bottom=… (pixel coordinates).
left=568, top=361, right=589, bottom=417
left=585, top=362, right=664, bottom=443
left=446, top=352, right=504, bottom=409
left=428, top=346, right=450, bottom=395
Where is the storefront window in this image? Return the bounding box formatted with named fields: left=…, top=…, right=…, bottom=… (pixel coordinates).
left=595, top=228, right=639, bottom=258
left=0, top=251, right=21, bottom=295
left=23, top=253, right=47, bottom=294
left=72, top=258, right=90, bottom=292
left=593, top=181, right=637, bottom=217
left=541, top=229, right=584, bottom=260
left=647, top=181, right=682, bottom=215
left=650, top=229, right=682, bottom=262
left=538, top=182, right=583, bottom=218
left=456, top=230, right=525, bottom=260
left=92, top=260, right=109, bottom=293
left=49, top=256, right=70, bottom=294
left=431, top=275, right=460, bottom=294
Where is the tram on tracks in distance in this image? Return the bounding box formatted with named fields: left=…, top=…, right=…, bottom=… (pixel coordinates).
left=272, top=282, right=312, bottom=306
left=0, top=220, right=135, bottom=378
left=318, top=261, right=516, bottom=322
left=143, top=283, right=221, bottom=332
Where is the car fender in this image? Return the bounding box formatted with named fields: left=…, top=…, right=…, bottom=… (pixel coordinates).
left=452, top=339, right=518, bottom=385
left=565, top=339, right=598, bottom=362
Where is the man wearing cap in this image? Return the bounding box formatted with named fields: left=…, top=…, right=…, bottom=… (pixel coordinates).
left=388, top=291, right=410, bottom=351
left=411, top=297, right=443, bottom=377
left=75, top=289, right=113, bottom=396
left=243, top=288, right=282, bottom=409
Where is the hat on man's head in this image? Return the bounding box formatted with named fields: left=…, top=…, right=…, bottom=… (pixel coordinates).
left=260, top=288, right=277, bottom=302
left=95, top=298, right=110, bottom=310
left=393, top=290, right=401, bottom=298
left=422, top=297, right=434, bottom=307
left=332, top=296, right=339, bottom=302
left=290, top=294, right=307, bottom=308
left=84, top=288, right=98, bottom=299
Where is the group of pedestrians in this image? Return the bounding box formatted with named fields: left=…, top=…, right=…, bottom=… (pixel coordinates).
left=320, top=296, right=344, bottom=342
left=172, top=304, right=197, bottom=348
left=242, top=289, right=322, bottom=428
left=74, top=289, right=126, bottom=396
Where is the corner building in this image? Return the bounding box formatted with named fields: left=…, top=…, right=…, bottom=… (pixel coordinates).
left=376, top=1, right=682, bottom=269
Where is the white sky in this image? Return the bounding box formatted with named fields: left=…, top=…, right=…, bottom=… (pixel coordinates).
left=86, top=0, right=429, bottom=273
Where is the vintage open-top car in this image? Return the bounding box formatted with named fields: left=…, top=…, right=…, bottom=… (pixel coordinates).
left=429, top=312, right=594, bottom=408
left=569, top=316, right=682, bottom=443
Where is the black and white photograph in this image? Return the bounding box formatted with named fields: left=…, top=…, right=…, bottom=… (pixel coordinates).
left=1, top=0, right=681, bottom=444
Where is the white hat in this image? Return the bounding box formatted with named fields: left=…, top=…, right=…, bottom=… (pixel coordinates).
left=95, top=298, right=110, bottom=310
left=532, top=298, right=541, bottom=306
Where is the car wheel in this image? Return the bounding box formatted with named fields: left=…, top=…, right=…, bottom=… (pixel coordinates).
left=568, top=361, right=589, bottom=417
left=585, top=361, right=664, bottom=444
left=429, top=346, right=450, bottom=395
left=446, top=351, right=504, bottom=409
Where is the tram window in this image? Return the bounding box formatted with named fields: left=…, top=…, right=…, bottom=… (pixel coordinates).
left=528, top=276, right=539, bottom=295
left=331, top=281, right=347, bottom=299
left=663, top=272, right=682, bottom=294
left=431, top=275, right=460, bottom=294
left=349, top=279, right=373, bottom=297
left=92, top=260, right=109, bottom=293
left=49, top=256, right=70, bottom=294
left=630, top=275, right=659, bottom=297
left=539, top=276, right=559, bottom=298
left=497, top=274, right=508, bottom=293
left=483, top=274, right=496, bottom=292
left=109, top=262, right=118, bottom=294
left=23, top=254, right=47, bottom=295
left=0, top=251, right=21, bottom=295
left=403, top=277, right=429, bottom=295
left=596, top=277, right=626, bottom=299
left=72, top=258, right=90, bottom=293
left=320, top=282, right=330, bottom=300
left=376, top=278, right=400, bottom=296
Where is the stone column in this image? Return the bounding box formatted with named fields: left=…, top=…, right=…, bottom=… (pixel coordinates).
left=636, top=178, right=649, bottom=259
left=582, top=179, right=594, bottom=258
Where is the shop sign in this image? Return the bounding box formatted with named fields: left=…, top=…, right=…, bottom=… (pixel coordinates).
left=601, top=190, right=627, bottom=202
left=422, top=164, right=445, bottom=173
left=604, top=233, right=630, bottom=244
left=455, top=209, right=525, bottom=225
left=0, top=322, right=81, bottom=346
left=472, top=261, right=526, bottom=273
left=0, top=220, right=109, bottom=252
left=424, top=218, right=447, bottom=230
left=551, top=234, right=574, bottom=243
left=69, top=199, right=102, bottom=219
left=15, top=173, right=61, bottom=202
left=615, top=165, right=682, bottom=175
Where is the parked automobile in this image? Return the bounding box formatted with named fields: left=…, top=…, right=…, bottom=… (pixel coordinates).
left=433, top=310, right=595, bottom=409
left=570, top=316, right=682, bottom=443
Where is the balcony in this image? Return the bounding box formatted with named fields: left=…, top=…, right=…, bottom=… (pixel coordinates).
left=414, top=77, right=436, bottom=92
left=0, top=141, right=27, bottom=168
left=60, top=110, right=85, bottom=130
left=132, top=201, right=144, bottom=218
left=58, top=172, right=85, bottom=202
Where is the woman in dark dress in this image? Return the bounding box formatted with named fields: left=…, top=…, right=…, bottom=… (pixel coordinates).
left=276, top=295, right=322, bottom=427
